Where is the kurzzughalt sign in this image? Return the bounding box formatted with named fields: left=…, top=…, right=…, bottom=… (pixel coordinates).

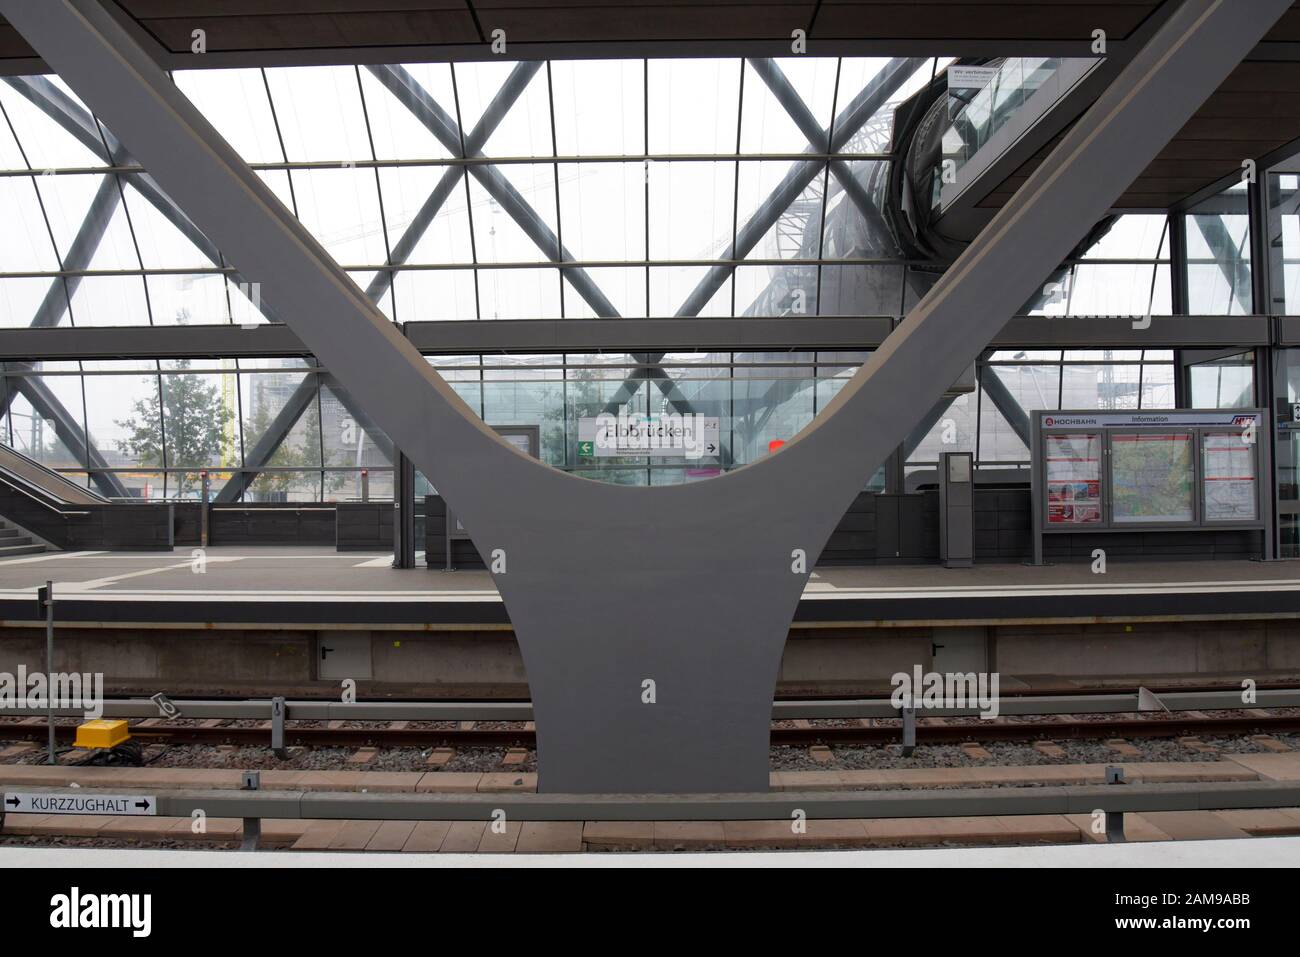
left=5, top=792, right=155, bottom=815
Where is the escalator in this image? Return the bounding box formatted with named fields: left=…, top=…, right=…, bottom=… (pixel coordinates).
left=0, top=445, right=108, bottom=506
left=0, top=445, right=114, bottom=555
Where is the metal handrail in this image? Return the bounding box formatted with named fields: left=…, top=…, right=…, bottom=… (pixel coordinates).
left=2, top=688, right=1295, bottom=722
left=4, top=780, right=1298, bottom=848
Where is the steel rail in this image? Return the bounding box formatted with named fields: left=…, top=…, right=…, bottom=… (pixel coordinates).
left=3, top=711, right=1299, bottom=749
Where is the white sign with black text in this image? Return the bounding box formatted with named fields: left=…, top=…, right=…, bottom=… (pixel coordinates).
left=947, top=66, right=998, bottom=90
left=4, top=792, right=156, bottom=815
left=578, top=412, right=720, bottom=459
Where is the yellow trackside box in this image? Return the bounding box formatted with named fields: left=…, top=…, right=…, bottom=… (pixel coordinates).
left=73, top=719, right=130, bottom=750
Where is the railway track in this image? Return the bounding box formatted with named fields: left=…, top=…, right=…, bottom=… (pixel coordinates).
left=2, top=710, right=1298, bottom=749
left=75, top=679, right=1300, bottom=703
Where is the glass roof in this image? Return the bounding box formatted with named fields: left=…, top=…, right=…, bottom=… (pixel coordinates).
left=0, top=56, right=952, bottom=329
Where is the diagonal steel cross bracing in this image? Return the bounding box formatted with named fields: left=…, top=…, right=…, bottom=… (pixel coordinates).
left=4, top=75, right=256, bottom=300
left=220, top=64, right=538, bottom=501
left=0, top=81, right=132, bottom=495
left=367, top=64, right=711, bottom=422
left=13, top=0, right=1286, bottom=793
left=639, top=60, right=1029, bottom=469
left=8, top=74, right=388, bottom=501
left=600, top=57, right=923, bottom=417
left=368, top=63, right=714, bottom=438
left=26, top=173, right=120, bottom=331
left=746, top=57, right=895, bottom=242
left=1192, top=214, right=1253, bottom=314
left=12, top=375, right=122, bottom=491
left=216, top=370, right=394, bottom=504
left=362, top=61, right=541, bottom=306
left=1, top=75, right=257, bottom=497
left=6, top=69, right=452, bottom=503
left=0, top=171, right=129, bottom=497
left=368, top=63, right=619, bottom=319
left=215, top=369, right=319, bottom=505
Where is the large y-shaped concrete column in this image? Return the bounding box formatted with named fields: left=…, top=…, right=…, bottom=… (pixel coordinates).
left=7, top=0, right=1287, bottom=792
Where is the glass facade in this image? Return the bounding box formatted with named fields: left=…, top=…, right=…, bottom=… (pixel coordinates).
left=1184, top=182, right=1253, bottom=315
left=1277, top=349, right=1300, bottom=557
left=906, top=350, right=1175, bottom=479
left=1026, top=214, right=1173, bottom=317
left=0, top=58, right=949, bottom=499
left=0, top=59, right=1279, bottom=502
left=1271, top=171, right=1300, bottom=315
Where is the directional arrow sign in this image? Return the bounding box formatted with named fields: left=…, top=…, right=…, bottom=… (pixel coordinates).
left=577, top=415, right=720, bottom=459
left=3, top=792, right=157, bottom=816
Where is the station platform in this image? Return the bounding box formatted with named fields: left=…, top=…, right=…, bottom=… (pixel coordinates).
left=0, top=547, right=1297, bottom=627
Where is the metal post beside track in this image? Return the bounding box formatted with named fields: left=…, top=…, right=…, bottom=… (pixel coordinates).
left=1104, top=766, right=1126, bottom=843
left=240, top=770, right=261, bottom=851
left=38, top=581, right=54, bottom=765
left=200, top=470, right=210, bottom=548
left=271, top=696, right=287, bottom=760
left=901, top=706, right=916, bottom=756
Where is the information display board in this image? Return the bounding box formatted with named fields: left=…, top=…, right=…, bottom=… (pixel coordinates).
left=1202, top=431, right=1259, bottom=522
left=1044, top=432, right=1102, bottom=525
left=1110, top=432, right=1194, bottom=524
left=1031, top=409, right=1269, bottom=563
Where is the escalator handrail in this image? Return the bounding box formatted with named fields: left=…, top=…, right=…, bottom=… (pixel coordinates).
left=0, top=468, right=90, bottom=517
left=0, top=445, right=109, bottom=505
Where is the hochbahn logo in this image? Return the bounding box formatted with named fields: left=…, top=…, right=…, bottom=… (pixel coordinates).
left=49, top=888, right=151, bottom=937
left=0, top=667, right=103, bottom=719
left=890, top=666, right=1000, bottom=719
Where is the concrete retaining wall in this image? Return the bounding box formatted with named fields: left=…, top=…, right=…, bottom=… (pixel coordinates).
left=4, top=620, right=1298, bottom=698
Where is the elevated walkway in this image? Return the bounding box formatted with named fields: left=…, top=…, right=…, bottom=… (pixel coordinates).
left=904, top=56, right=1113, bottom=251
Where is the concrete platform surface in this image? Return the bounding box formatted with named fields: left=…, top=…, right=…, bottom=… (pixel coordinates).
left=0, top=548, right=1298, bottom=625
